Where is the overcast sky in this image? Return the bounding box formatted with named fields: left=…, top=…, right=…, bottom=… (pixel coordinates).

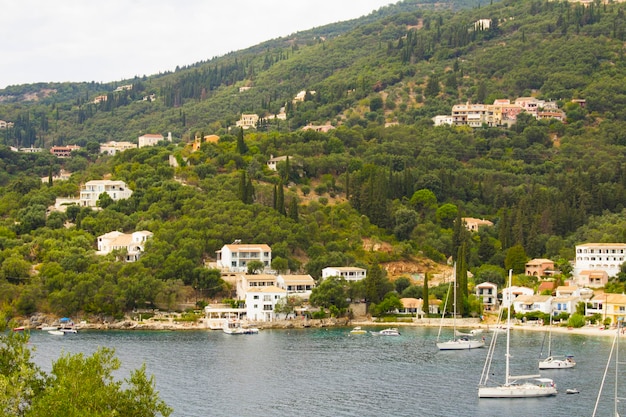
left=0, top=0, right=396, bottom=89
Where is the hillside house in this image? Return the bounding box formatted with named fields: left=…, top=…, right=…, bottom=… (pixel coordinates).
left=79, top=180, right=132, bottom=207
left=50, top=145, right=81, bottom=157
left=236, top=114, right=259, bottom=129
left=138, top=133, right=170, bottom=148
left=525, top=258, right=555, bottom=277
left=96, top=230, right=152, bottom=262
left=462, top=217, right=493, bottom=232
left=501, top=285, right=533, bottom=309
left=276, top=274, right=315, bottom=300
left=512, top=294, right=553, bottom=314
left=100, top=141, right=137, bottom=155
left=216, top=243, right=272, bottom=273
left=321, top=266, right=367, bottom=282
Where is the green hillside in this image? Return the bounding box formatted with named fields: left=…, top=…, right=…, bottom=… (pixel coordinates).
left=2, top=0, right=626, bottom=320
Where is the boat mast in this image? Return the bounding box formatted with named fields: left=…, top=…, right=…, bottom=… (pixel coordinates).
left=453, top=263, right=457, bottom=342
left=505, top=269, right=512, bottom=387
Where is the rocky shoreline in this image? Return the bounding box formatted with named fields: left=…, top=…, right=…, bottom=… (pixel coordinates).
left=15, top=313, right=620, bottom=338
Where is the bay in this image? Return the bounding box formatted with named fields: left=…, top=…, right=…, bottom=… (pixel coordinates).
left=27, top=327, right=620, bottom=417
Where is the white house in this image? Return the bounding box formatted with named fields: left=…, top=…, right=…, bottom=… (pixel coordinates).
left=267, top=155, right=288, bottom=171
left=512, top=294, right=553, bottom=315
left=245, top=286, right=287, bottom=322
left=501, top=286, right=534, bottom=309
left=138, top=133, right=171, bottom=148
left=235, top=274, right=277, bottom=300
left=276, top=274, right=315, bottom=300
left=321, top=267, right=367, bottom=282
left=79, top=180, right=133, bottom=207
left=235, top=114, right=259, bottom=129
left=462, top=217, right=494, bottom=232
left=96, top=230, right=152, bottom=262
left=100, top=141, right=137, bottom=155
left=216, top=243, right=272, bottom=273
left=551, top=296, right=579, bottom=316
left=573, top=243, right=626, bottom=282
left=432, top=115, right=453, bottom=126
left=475, top=282, right=498, bottom=312
left=577, top=270, right=609, bottom=288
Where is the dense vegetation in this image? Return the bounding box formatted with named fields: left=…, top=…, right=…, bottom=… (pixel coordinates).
left=2, top=0, right=626, bottom=320
left=0, top=319, right=171, bottom=416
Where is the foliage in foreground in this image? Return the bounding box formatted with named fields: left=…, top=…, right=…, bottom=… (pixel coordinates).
left=0, top=322, right=172, bottom=417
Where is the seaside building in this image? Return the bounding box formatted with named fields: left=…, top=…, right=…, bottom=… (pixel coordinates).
left=573, top=243, right=626, bottom=283
left=245, top=286, right=287, bottom=322
left=96, top=230, right=152, bottom=262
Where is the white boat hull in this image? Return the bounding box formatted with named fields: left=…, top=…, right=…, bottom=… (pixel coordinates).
left=478, top=384, right=557, bottom=398
left=437, top=339, right=485, bottom=350
left=539, top=356, right=576, bottom=369
left=48, top=330, right=64, bottom=336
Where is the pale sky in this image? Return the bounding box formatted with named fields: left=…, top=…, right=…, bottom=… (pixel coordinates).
left=0, top=0, right=395, bottom=89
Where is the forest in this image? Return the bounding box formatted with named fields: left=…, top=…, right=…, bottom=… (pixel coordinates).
left=2, top=0, right=626, bottom=320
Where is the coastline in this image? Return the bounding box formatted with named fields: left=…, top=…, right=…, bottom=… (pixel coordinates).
left=16, top=314, right=620, bottom=338
left=72, top=319, right=625, bottom=339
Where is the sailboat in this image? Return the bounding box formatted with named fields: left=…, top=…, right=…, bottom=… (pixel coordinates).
left=478, top=269, right=557, bottom=398
left=436, top=264, right=485, bottom=350
left=538, top=314, right=575, bottom=369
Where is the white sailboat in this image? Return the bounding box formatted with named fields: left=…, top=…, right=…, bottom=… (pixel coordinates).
left=538, top=314, right=575, bottom=369
left=478, top=269, right=557, bottom=398
left=436, top=264, right=485, bottom=350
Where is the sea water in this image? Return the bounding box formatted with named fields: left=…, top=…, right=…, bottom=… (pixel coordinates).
left=28, top=327, right=619, bottom=417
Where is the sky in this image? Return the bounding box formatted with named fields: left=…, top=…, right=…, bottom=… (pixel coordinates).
left=0, top=0, right=396, bottom=89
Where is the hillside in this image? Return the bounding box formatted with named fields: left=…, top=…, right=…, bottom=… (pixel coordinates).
left=2, top=0, right=626, bottom=319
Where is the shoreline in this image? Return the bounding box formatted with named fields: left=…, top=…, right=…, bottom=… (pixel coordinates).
left=21, top=318, right=618, bottom=339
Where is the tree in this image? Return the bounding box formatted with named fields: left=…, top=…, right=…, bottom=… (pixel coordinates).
left=236, top=128, right=248, bottom=154
left=247, top=260, right=265, bottom=274
left=0, top=322, right=171, bottom=417
left=505, top=244, right=528, bottom=274
left=394, top=276, right=411, bottom=294
left=309, top=276, right=349, bottom=311
left=288, top=196, right=299, bottom=222
left=363, top=263, right=393, bottom=305
left=271, top=256, right=289, bottom=274
left=27, top=348, right=172, bottom=417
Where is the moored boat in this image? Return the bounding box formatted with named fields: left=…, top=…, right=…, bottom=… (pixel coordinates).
left=372, top=328, right=400, bottom=336
left=478, top=270, right=557, bottom=399
left=350, top=326, right=367, bottom=335
left=48, top=330, right=64, bottom=336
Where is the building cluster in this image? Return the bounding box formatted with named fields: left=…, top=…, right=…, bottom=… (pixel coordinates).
left=473, top=242, right=626, bottom=325
left=433, top=97, right=568, bottom=128
left=204, top=242, right=368, bottom=324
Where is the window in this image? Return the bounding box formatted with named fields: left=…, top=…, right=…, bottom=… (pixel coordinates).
left=263, top=305, right=273, bottom=311
left=253, top=295, right=259, bottom=300
left=263, top=295, right=271, bottom=302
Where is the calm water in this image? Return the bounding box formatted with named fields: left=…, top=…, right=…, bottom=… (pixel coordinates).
left=27, top=327, right=623, bottom=417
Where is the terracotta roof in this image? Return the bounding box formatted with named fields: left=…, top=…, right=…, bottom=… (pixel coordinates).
left=246, top=285, right=286, bottom=294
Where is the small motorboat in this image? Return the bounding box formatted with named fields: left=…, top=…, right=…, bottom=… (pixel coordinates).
left=48, top=330, right=64, bottom=336
left=350, top=326, right=367, bottom=335
left=373, top=328, right=400, bottom=336
left=566, top=388, right=580, bottom=394
left=12, top=326, right=25, bottom=332
left=60, top=328, right=78, bottom=334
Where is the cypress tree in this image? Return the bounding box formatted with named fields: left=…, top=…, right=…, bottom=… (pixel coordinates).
left=238, top=170, right=247, bottom=203
left=245, top=175, right=255, bottom=204
left=277, top=180, right=285, bottom=215
left=288, top=196, right=299, bottom=222
left=236, top=127, right=248, bottom=154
